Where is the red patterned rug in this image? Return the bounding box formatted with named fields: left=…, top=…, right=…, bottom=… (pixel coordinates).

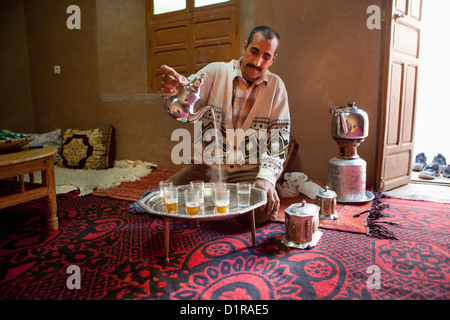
left=0, top=191, right=448, bottom=304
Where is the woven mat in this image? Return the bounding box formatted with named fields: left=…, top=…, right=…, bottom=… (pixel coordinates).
left=92, top=168, right=179, bottom=201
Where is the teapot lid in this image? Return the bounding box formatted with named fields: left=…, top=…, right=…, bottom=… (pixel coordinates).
left=316, top=186, right=337, bottom=199
left=187, top=73, right=205, bottom=93
left=285, top=200, right=319, bottom=217
left=330, top=101, right=367, bottom=115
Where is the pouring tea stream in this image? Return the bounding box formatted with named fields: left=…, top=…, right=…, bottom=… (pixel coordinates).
left=163, top=73, right=223, bottom=182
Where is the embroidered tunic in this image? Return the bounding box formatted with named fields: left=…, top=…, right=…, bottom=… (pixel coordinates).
left=188, top=59, right=291, bottom=186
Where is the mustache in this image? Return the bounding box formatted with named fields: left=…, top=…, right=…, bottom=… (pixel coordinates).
left=246, top=63, right=262, bottom=72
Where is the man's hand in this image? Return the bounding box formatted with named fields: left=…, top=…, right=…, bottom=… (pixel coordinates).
left=253, top=178, right=280, bottom=220
left=160, top=65, right=189, bottom=96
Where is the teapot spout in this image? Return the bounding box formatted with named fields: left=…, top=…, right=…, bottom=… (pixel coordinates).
left=187, top=105, right=212, bottom=123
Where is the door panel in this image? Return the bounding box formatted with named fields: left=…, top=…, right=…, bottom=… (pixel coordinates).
left=387, top=62, right=403, bottom=146
left=376, top=0, right=422, bottom=191
left=149, top=20, right=191, bottom=92
left=193, top=18, right=233, bottom=41
left=393, top=23, right=419, bottom=56
left=396, top=0, right=407, bottom=13
left=383, top=151, right=411, bottom=180
left=410, top=0, right=422, bottom=19
left=192, top=10, right=239, bottom=70
left=195, top=44, right=233, bottom=69
left=155, top=25, right=188, bottom=46
left=402, top=66, right=417, bottom=143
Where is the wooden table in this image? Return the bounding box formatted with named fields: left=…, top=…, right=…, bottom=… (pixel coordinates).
left=0, top=146, right=58, bottom=231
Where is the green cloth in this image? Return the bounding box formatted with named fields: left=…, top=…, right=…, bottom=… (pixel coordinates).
left=0, top=131, right=31, bottom=140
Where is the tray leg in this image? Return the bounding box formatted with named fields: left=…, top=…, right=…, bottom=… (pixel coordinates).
left=164, top=218, right=170, bottom=263
left=250, top=210, right=256, bottom=247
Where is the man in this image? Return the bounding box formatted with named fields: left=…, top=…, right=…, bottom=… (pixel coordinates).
left=160, top=26, right=290, bottom=224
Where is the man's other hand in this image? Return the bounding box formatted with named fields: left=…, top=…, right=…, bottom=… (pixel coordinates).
left=160, top=65, right=188, bottom=96
left=254, top=178, right=280, bottom=220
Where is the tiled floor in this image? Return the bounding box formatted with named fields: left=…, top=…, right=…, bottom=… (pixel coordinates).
left=384, top=172, right=450, bottom=203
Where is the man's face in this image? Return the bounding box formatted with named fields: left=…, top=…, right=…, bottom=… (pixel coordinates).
left=240, top=31, right=278, bottom=83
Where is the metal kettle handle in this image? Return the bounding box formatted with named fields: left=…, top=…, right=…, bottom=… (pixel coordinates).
left=340, top=113, right=348, bottom=134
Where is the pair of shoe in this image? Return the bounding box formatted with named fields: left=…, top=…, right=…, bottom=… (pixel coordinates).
left=413, top=153, right=447, bottom=180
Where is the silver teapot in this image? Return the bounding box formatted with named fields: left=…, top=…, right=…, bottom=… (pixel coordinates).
left=330, top=101, right=368, bottom=140
left=163, top=73, right=212, bottom=123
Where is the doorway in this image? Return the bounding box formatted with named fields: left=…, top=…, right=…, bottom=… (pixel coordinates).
left=412, top=0, right=450, bottom=186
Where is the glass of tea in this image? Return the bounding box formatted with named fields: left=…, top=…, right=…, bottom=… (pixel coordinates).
left=159, top=181, right=173, bottom=204
left=189, top=180, right=204, bottom=204
left=214, top=187, right=230, bottom=214
left=163, top=186, right=178, bottom=213
left=184, top=189, right=200, bottom=216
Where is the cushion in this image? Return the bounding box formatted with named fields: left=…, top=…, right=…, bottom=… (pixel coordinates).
left=59, top=124, right=115, bottom=169
left=28, top=128, right=62, bottom=163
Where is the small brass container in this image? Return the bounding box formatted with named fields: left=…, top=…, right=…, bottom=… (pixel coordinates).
left=315, top=186, right=338, bottom=220
left=281, top=200, right=322, bottom=249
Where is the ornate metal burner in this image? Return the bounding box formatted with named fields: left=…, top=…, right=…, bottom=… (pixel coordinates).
left=327, top=102, right=374, bottom=203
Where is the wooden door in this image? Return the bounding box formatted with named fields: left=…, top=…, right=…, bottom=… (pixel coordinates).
left=376, top=0, right=422, bottom=191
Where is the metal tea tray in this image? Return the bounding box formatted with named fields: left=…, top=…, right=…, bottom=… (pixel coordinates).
left=138, top=183, right=267, bottom=264
left=138, top=183, right=267, bottom=221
